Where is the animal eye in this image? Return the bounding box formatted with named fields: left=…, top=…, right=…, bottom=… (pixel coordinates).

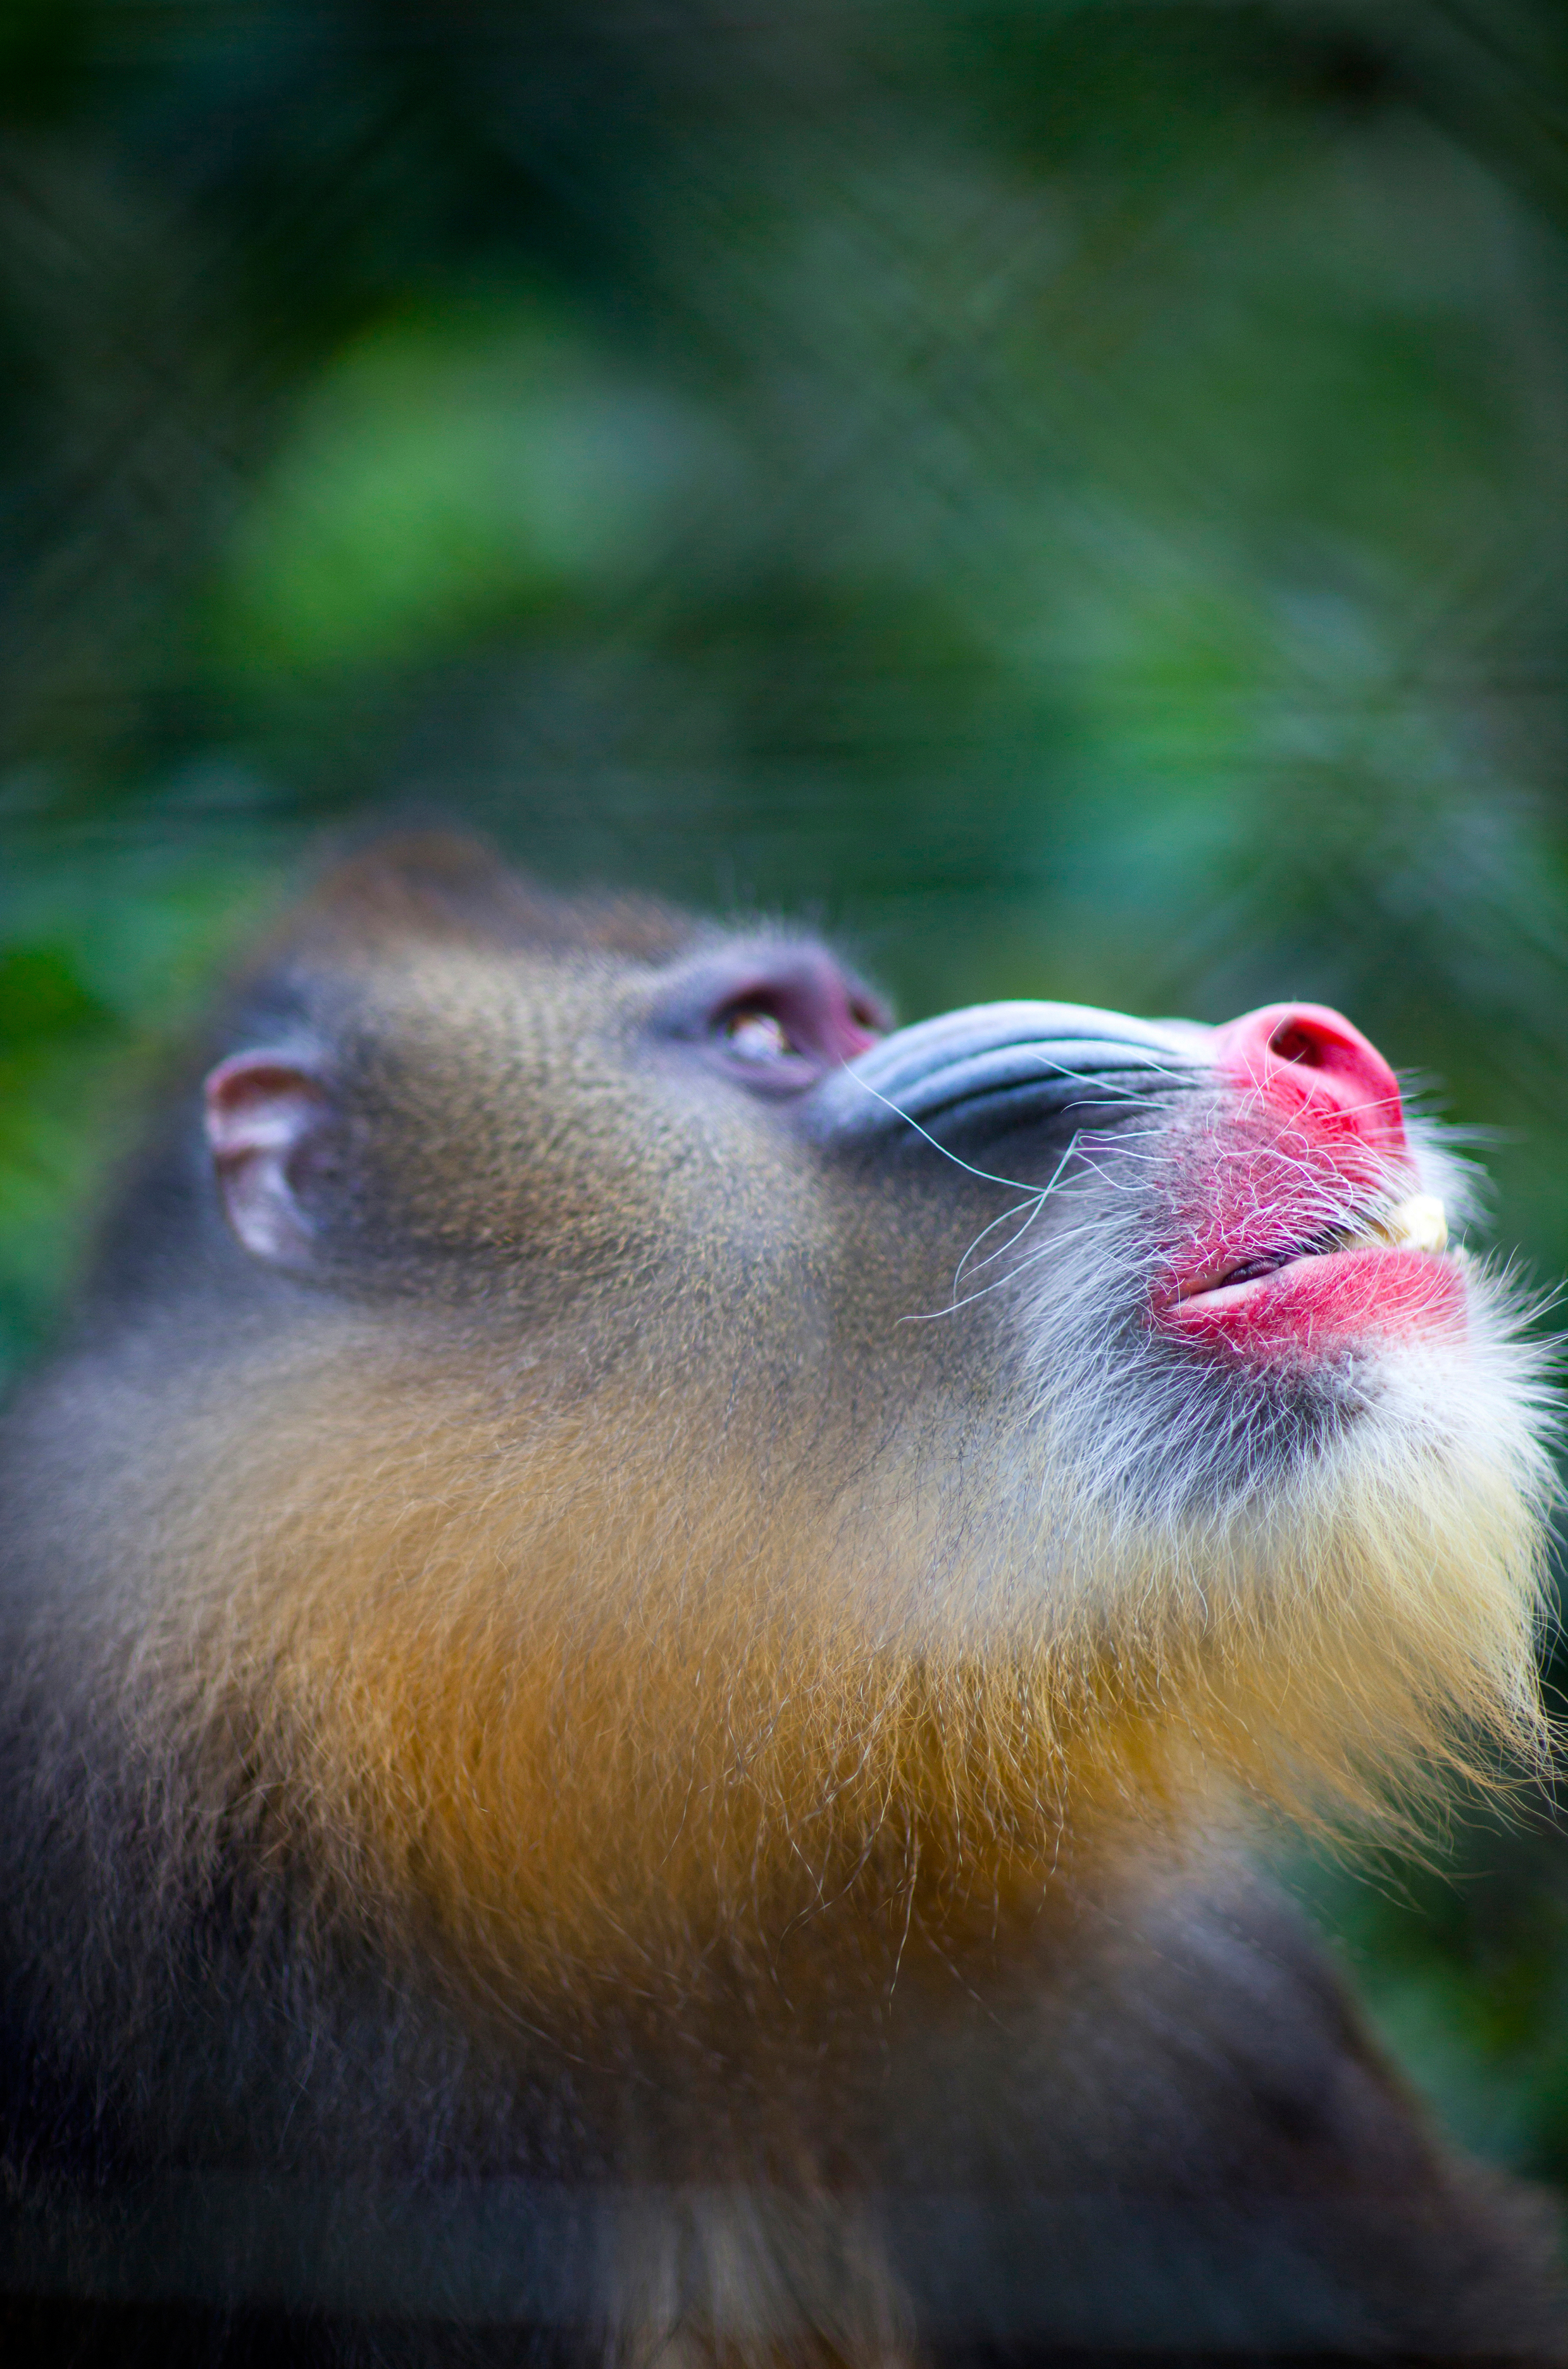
left=673, top=955, right=888, bottom=1099
left=723, top=1007, right=795, bottom=1062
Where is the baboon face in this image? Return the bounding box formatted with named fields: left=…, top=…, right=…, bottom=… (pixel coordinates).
left=208, top=886, right=1498, bottom=1545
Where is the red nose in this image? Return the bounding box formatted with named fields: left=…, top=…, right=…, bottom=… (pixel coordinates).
left=1210, top=1002, right=1408, bottom=1162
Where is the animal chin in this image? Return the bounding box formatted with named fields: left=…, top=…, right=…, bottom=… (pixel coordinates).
left=1160, top=1193, right=1466, bottom=1355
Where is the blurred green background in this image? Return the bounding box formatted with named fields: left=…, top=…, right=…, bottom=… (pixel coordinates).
left=4, top=0, right=1568, bottom=2186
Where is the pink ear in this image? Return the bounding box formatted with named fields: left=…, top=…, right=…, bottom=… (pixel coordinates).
left=204, top=1052, right=330, bottom=1267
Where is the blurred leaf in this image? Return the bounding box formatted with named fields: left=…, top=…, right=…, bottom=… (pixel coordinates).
left=0, top=942, right=111, bottom=1048
left=218, top=303, right=718, bottom=677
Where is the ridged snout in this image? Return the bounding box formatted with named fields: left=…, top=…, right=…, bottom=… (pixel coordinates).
left=818, top=995, right=1409, bottom=1179
left=811, top=1000, right=1207, bottom=1148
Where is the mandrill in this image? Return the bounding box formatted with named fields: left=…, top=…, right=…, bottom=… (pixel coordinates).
left=0, top=833, right=1561, bottom=2367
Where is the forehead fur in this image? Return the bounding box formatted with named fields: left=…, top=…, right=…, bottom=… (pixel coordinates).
left=270, top=830, right=702, bottom=971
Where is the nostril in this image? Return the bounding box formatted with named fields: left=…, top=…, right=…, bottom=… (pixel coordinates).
left=1269, top=1023, right=1319, bottom=1067
left=1213, top=1000, right=1409, bottom=1162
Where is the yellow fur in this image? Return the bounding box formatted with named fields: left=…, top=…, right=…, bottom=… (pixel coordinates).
left=111, top=1310, right=1552, bottom=2011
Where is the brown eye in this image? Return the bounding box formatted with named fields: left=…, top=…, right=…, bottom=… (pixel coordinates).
left=724, top=1008, right=794, bottom=1062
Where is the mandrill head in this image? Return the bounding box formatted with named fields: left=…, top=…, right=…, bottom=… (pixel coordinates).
left=94, top=835, right=1553, bottom=1988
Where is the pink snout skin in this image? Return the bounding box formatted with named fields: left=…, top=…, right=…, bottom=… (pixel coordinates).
left=1210, top=1002, right=1409, bottom=1166
left=1159, top=1004, right=1461, bottom=1358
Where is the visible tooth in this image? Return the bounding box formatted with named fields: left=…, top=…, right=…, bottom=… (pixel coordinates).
left=1373, top=1193, right=1448, bottom=1255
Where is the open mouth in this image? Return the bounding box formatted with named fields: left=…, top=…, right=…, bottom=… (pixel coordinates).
left=1166, top=1193, right=1465, bottom=1353
left=1176, top=1193, right=1450, bottom=1304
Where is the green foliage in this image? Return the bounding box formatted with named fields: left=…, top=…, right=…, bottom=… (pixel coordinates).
left=1293, top=1815, right=1568, bottom=2184
left=218, top=302, right=713, bottom=676
left=3, top=0, right=1568, bottom=2179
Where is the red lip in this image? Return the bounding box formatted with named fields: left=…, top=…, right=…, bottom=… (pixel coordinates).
left=1164, top=1243, right=1465, bottom=1357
